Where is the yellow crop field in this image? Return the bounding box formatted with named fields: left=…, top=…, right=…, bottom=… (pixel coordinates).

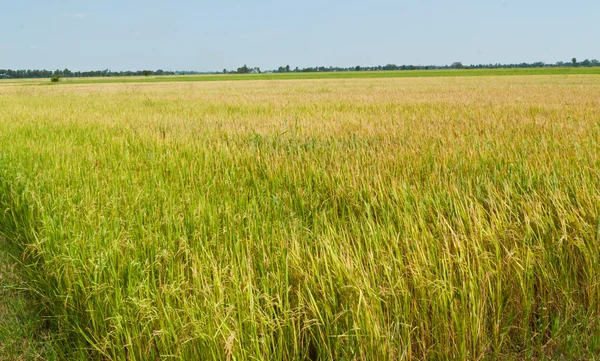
left=1, top=75, right=599, bottom=360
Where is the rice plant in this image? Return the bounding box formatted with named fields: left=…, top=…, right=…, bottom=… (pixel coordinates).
left=0, top=75, right=599, bottom=360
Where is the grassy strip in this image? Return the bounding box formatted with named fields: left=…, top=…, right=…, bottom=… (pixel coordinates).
left=0, top=76, right=599, bottom=360
left=26, top=66, right=600, bottom=86
left=0, top=236, right=55, bottom=360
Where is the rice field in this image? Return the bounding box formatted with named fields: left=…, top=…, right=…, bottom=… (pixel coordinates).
left=0, top=75, right=599, bottom=360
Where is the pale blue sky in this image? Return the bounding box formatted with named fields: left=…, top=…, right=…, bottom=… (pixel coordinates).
left=1, top=0, right=598, bottom=71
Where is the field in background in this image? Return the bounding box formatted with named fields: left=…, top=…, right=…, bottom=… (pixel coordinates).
left=2, top=66, right=600, bottom=86
left=0, top=75, right=599, bottom=360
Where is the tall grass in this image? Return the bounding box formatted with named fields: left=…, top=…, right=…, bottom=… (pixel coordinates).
left=0, top=76, right=599, bottom=360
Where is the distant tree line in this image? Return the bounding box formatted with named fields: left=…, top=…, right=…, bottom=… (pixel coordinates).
left=1, top=59, right=599, bottom=79
left=221, top=64, right=262, bottom=74
left=270, top=59, right=600, bottom=73
left=0, top=68, right=177, bottom=79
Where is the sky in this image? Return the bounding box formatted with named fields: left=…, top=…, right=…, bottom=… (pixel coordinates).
left=1, top=0, right=598, bottom=72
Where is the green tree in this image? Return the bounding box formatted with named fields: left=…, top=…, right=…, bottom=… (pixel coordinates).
left=142, top=70, right=153, bottom=77
left=572, top=58, right=577, bottom=66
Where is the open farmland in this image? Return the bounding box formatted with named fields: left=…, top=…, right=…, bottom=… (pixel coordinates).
left=1, top=75, right=600, bottom=360
left=8, top=66, right=600, bottom=86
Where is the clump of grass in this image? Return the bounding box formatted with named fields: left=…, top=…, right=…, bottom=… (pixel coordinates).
left=0, top=75, right=599, bottom=360
left=0, top=234, right=58, bottom=360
